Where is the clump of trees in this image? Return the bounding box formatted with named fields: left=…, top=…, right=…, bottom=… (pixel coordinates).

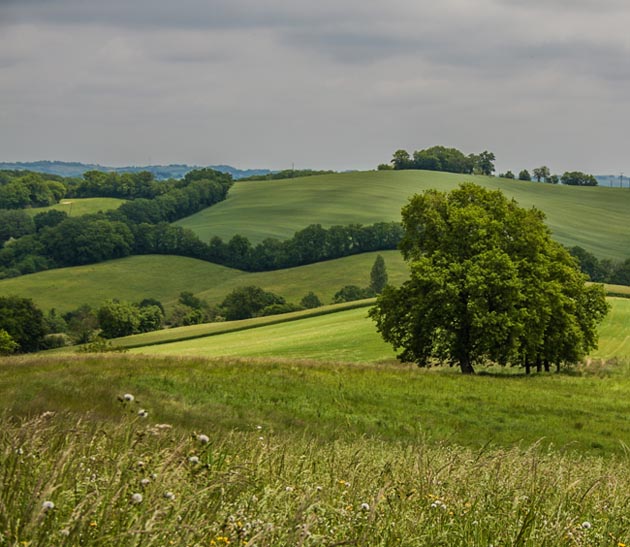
left=370, top=184, right=609, bottom=374
left=500, top=166, right=597, bottom=186
left=240, top=169, right=336, bottom=181
left=385, top=146, right=495, bottom=176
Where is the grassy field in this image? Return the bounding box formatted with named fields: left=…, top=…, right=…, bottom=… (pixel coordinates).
left=0, top=251, right=406, bottom=313
left=26, top=197, right=126, bottom=217
left=121, top=297, right=630, bottom=361
left=175, top=170, right=630, bottom=260
left=4, top=411, right=630, bottom=546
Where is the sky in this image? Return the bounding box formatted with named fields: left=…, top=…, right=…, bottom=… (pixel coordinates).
left=1, top=0, right=629, bottom=174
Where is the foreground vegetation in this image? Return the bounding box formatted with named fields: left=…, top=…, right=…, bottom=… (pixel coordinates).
left=3, top=410, right=629, bottom=547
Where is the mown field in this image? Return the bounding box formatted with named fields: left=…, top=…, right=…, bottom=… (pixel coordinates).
left=25, top=197, right=126, bottom=217
left=0, top=251, right=406, bottom=313
left=175, top=170, right=630, bottom=260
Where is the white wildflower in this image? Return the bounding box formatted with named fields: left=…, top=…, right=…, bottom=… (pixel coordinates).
left=581, top=521, right=592, bottom=530
left=197, top=434, right=209, bottom=444
left=123, top=393, right=134, bottom=402
left=131, top=493, right=143, bottom=504
left=285, top=486, right=293, bottom=492
left=188, top=455, right=200, bottom=464
left=140, top=478, right=151, bottom=487
left=164, top=491, right=175, bottom=500
left=42, top=500, right=55, bottom=511
left=138, top=409, right=148, bottom=418
left=360, top=503, right=370, bottom=511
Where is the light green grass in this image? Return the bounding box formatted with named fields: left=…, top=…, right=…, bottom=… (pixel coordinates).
left=26, top=197, right=126, bottom=217
left=176, top=170, right=630, bottom=260
left=126, top=297, right=630, bottom=362
left=129, top=306, right=392, bottom=361
left=2, top=353, right=630, bottom=456
left=0, top=251, right=405, bottom=313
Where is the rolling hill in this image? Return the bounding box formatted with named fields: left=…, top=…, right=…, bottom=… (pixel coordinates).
left=175, top=170, right=630, bottom=260
left=0, top=251, right=406, bottom=313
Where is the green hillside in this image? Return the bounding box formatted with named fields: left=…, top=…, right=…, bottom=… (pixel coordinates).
left=128, top=297, right=630, bottom=362
left=25, top=197, right=126, bottom=217
left=0, top=251, right=406, bottom=313
left=175, top=170, right=630, bottom=260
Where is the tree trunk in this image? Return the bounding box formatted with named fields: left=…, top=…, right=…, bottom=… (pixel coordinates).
left=536, top=356, right=542, bottom=373
left=459, top=357, right=475, bottom=375
left=525, top=357, right=531, bottom=375
left=544, top=359, right=550, bottom=372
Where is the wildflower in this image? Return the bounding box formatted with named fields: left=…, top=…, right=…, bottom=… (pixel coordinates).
left=581, top=521, right=592, bottom=530
left=140, top=478, right=151, bottom=487
left=360, top=503, right=370, bottom=511
left=131, top=493, right=143, bottom=504
left=285, top=486, right=293, bottom=492
left=197, top=434, right=209, bottom=444
left=59, top=528, right=70, bottom=536
left=89, top=521, right=97, bottom=527
left=42, top=500, right=55, bottom=511
left=123, top=393, right=135, bottom=402
left=164, top=491, right=175, bottom=500
left=258, top=436, right=264, bottom=441
left=137, top=460, right=145, bottom=467
left=189, top=455, right=200, bottom=464
left=316, top=486, right=323, bottom=492
left=138, top=409, right=148, bottom=418
left=256, top=425, right=263, bottom=430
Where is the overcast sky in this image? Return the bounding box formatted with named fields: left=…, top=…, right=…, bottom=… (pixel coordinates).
left=1, top=0, right=629, bottom=173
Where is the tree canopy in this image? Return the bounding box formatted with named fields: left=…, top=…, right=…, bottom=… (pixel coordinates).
left=369, top=183, right=608, bottom=374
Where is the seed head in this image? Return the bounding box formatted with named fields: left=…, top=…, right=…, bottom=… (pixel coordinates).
left=131, top=493, right=143, bottom=504
left=42, top=500, right=55, bottom=511
left=197, top=434, right=209, bottom=444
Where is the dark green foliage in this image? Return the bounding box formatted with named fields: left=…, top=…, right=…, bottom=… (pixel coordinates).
left=40, top=216, right=134, bottom=266
left=561, top=171, right=598, bottom=186
left=97, top=299, right=165, bottom=338
left=0, top=296, right=45, bottom=352
left=333, top=285, right=374, bottom=303
left=518, top=169, right=531, bottom=181
left=390, top=146, right=495, bottom=175
left=370, top=184, right=609, bottom=374
left=532, top=166, right=551, bottom=182
left=63, top=305, right=99, bottom=344
left=240, top=169, right=336, bottom=181
left=369, top=254, right=388, bottom=294
left=220, top=286, right=285, bottom=321
left=300, top=292, right=322, bottom=309
left=0, top=172, right=66, bottom=209
left=33, top=209, right=67, bottom=232
left=502, top=170, right=515, bottom=179
left=0, top=209, right=35, bottom=244
left=259, top=303, right=303, bottom=316
left=139, top=298, right=165, bottom=314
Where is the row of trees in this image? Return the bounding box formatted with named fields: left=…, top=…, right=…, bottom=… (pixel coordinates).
left=499, top=167, right=598, bottom=186
left=381, top=146, right=496, bottom=176
left=370, top=184, right=609, bottom=374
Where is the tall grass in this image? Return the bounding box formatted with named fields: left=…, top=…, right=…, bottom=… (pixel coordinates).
left=2, top=410, right=629, bottom=546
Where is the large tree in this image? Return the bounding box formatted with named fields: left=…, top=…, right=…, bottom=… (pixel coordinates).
left=0, top=296, right=45, bottom=352
left=369, top=183, right=608, bottom=374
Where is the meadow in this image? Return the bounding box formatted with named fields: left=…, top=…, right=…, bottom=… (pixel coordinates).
left=2, top=351, right=630, bottom=546
left=25, top=197, right=126, bottom=217
left=0, top=251, right=406, bottom=313
left=176, top=170, right=630, bottom=260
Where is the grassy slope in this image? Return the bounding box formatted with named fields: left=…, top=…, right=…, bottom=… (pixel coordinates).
left=2, top=353, right=630, bottom=457
left=25, top=197, right=126, bottom=217
left=127, top=298, right=630, bottom=361
left=0, top=251, right=406, bottom=313
left=176, top=170, right=630, bottom=260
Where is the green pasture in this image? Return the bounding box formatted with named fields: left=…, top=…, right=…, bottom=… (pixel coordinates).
left=176, top=170, right=630, bottom=260
left=0, top=251, right=406, bottom=313
left=2, top=352, right=630, bottom=457
left=127, top=297, right=630, bottom=362
left=26, top=197, right=126, bottom=217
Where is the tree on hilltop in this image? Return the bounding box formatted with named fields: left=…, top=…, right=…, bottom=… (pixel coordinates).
left=369, top=183, right=608, bottom=374
left=369, top=254, right=388, bottom=294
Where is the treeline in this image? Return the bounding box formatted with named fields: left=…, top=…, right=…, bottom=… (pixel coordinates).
left=0, top=169, right=234, bottom=276
left=569, top=247, right=630, bottom=285
left=240, top=169, right=336, bottom=181
left=379, top=146, right=496, bottom=175
left=499, top=167, right=598, bottom=186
